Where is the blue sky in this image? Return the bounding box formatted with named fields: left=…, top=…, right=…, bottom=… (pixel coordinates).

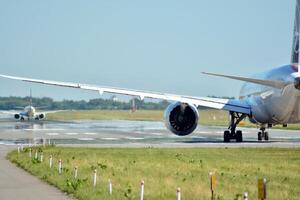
left=0, top=0, right=296, bottom=100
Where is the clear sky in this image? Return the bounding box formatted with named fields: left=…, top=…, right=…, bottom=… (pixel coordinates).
left=0, top=0, right=296, bottom=100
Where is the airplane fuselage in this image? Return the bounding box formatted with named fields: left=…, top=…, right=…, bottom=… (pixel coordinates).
left=23, top=106, right=36, bottom=118
left=240, top=64, right=300, bottom=125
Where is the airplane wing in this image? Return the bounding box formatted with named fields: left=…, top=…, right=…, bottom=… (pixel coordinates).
left=0, top=110, right=16, bottom=115
left=0, top=74, right=251, bottom=115
left=38, top=110, right=66, bottom=114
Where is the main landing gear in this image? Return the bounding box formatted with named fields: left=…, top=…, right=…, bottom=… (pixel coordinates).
left=258, top=128, right=269, bottom=141
left=224, top=111, right=247, bottom=143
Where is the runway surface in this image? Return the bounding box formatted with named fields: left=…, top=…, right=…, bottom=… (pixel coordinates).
left=0, top=119, right=300, bottom=148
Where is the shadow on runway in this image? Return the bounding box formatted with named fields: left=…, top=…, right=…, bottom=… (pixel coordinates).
left=179, top=139, right=277, bottom=144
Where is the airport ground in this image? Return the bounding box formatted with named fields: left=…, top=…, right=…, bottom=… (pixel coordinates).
left=0, top=112, right=300, bottom=200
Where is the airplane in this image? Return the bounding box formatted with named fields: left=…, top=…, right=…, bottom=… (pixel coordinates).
left=0, top=90, right=61, bottom=121
left=0, top=1, right=299, bottom=142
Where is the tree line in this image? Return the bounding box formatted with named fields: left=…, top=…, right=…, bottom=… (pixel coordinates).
left=0, top=97, right=169, bottom=110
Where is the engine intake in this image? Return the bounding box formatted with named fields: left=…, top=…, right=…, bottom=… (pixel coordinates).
left=164, top=102, right=199, bottom=136
left=14, top=114, right=20, bottom=119
left=39, top=114, right=45, bottom=119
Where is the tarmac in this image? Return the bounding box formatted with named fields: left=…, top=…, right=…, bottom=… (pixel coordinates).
left=0, top=119, right=300, bottom=200
left=0, top=145, right=69, bottom=200
left=0, top=119, right=300, bottom=148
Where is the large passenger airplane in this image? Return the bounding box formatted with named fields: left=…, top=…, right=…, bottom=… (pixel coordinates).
left=0, top=90, right=62, bottom=121
left=0, top=1, right=299, bottom=142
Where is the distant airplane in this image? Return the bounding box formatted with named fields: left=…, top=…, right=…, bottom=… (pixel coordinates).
left=0, top=1, right=300, bottom=142
left=0, top=90, right=61, bottom=121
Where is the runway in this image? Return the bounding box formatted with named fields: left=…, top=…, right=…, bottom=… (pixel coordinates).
left=0, top=119, right=300, bottom=148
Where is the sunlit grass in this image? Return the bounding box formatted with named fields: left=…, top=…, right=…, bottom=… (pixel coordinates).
left=7, top=147, right=300, bottom=200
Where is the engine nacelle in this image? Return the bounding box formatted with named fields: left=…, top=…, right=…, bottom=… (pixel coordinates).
left=164, top=102, right=199, bottom=136
left=35, top=113, right=45, bottom=120
left=14, top=114, right=20, bottom=119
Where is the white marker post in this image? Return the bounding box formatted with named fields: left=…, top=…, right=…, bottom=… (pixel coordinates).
left=34, top=151, right=38, bottom=159
left=243, top=192, right=248, bottom=200
left=40, top=152, right=43, bottom=162
left=29, top=148, right=32, bottom=158
left=17, top=146, right=20, bottom=153
left=74, top=166, right=78, bottom=179
left=108, top=179, right=112, bottom=195
left=140, top=180, right=144, bottom=200
left=49, top=155, right=53, bottom=168
left=58, top=159, right=62, bottom=174
left=21, top=144, right=23, bottom=151
left=177, top=187, right=181, bottom=200
left=93, top=170, right=97, bottom=187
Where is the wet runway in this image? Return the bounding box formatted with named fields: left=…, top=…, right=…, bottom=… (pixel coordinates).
left=0, top=119, right=300, bottom=148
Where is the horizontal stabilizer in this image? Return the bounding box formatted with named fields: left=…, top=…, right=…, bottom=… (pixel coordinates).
left=202, top=72, right=288, bottom=89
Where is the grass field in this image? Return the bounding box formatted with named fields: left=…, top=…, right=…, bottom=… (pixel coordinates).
left=7, top=147, right=300, bottom=200
left=47, top=109, right=300, bottom=130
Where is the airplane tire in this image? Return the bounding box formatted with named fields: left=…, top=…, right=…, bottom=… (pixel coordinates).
left=264, top=132, right=269, bottom=141
left=236, top=130, right=243, bottom=142
left=258, top=132, right=262, bottom=141
left=224, top=130, right=230, bottom=143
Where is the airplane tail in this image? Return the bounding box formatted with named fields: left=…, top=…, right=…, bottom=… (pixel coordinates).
left=291, top=0, right=300, bottom=68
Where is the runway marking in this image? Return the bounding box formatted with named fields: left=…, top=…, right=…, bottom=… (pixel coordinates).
left=192, top=136, right=207, bottom=139
left=78, top=138, right=95, bottom=141
left=150, top=133, right=163, bottom=136
left=273, top=136, right=300, bottom=139
left=83, top=132, right=97, bottom=135
left=197, top=131, right=211, bottom=134
left=102, top=137, right=120, bottom=141
left=47, top=133, right=59, bottom=136
left=25, top=128, right=65, bottom=131
left=124, top=137, right=144, bottom=140
left=64, top=132, right=79, bottom=135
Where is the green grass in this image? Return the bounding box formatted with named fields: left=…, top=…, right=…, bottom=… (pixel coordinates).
left=7, top=147, right=300, bottom=200
left=48, top=109, right=300, bottom=130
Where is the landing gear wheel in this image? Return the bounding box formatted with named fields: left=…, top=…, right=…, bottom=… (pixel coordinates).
left=223, top=111, right=246, bottom=143
left=224, top=130, right=230, bottom=143
left=258, top=128, right=270, bottom=141
left=264, top=132, right=269, bottom=141
left=258, top=132, right=262, bottom=141
left=236, top=130, right=243, bottom=142
left=20, top=117, right=25, bottom=121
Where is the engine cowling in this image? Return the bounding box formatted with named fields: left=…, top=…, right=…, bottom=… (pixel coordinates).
left=164, top=102, right=199, bottom=136
left=35, top=113, right=45, bottom=120
left=14, top=114, right=20, bottom=119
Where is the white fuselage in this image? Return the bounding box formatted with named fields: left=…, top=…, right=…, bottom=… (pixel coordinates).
left=21, top=106, right=36, bottom=118
left=240, top=64, right=300, bottom=125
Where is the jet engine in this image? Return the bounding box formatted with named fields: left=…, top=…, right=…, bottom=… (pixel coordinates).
left=39, top=114, right=45, bottom=119
left=294, top=77, right=300, bottom=90
left=35, top=113, right=45, bottom=120
left=14, top=114, right=20, bottom=119
left=164, top=102, right=199, bottom=136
